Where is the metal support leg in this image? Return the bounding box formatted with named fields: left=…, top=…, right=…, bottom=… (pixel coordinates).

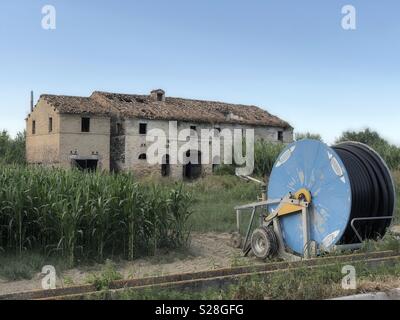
left=302, top=207, right=310, bottom=259
left=273, top=217, right=301, bottom=262
left=236, top=209, right=240, bottom=233
left=242, top=208, right=256, bottom=252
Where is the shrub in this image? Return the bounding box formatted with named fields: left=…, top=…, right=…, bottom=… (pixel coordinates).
left=295, top=132, right=323, bottom=142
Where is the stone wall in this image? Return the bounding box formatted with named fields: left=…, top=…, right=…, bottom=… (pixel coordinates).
left=110, top=117, right=126, bottom=172
left=26, top=99, right=111, bottom=171
left=27, top=100, right=293, bottom=178
left=121, top=119, right=293, bottom=179
left=26, top=99, right=60, bottom=165
left=58, top=114, right=111, bottom=171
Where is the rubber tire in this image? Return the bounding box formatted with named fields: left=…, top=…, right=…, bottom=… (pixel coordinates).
left=251, top=227, right=277, bottom=260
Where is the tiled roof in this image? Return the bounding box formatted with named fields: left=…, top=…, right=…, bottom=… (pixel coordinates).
left=41, top=95, right=112, bottom=116
left=38, top=90, right=292, bottom=128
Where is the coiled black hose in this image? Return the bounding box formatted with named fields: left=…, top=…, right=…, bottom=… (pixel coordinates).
left=332, top=142, right=395, bottom=243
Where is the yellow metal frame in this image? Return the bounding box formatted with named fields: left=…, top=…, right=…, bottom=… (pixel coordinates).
left=277, top=188, right=312, bottom=217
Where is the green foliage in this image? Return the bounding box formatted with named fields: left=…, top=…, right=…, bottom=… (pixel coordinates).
left=212, top=164, right=236, bottom=176
left=188, top=175, right=259, bottom=232
left=337, top=128, right=388, bottom=146
left=212, top=140, right=286, bottom=178
left=0, top=166, right=193, bottom=266
left=295, top=132, right=323, bottom=142
left=0, top=130, right=26, bottom=165
left=111, top=261, right=400, bottom=300
left=361, top=232, right=400, bottom=253
left=116, top=287, right=222, bottom=300
left=336, top=128, right=400, bottom=170
left=0, top=251, right=68, bottom=281
left=253, top=140, right=286, bottom=178
left=86, top=260, right=123, bottom=290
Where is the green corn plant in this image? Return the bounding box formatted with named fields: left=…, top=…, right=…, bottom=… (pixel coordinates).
left=168, top=184, right=193, bottom=248
left=0, top=166, right=194, bottom=265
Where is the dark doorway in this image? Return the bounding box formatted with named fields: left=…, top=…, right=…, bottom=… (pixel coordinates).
left=73, top=159, right=98, bottom=171
left=183, top=150, right=202, bottom=180
left=161, top=154, right=170, bottom=177
left=278, top=131, right=284, bottom=142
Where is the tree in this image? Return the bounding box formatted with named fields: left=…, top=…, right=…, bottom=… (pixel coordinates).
left=336, top=128, right=400, bottom=170
left=0, top=130, right=26, bottom=165
left=336, top=128, right=387, bottom=146
left=295, top=132, right=323, bottom=142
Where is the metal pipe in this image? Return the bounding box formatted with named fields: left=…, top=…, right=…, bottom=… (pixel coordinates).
left=242, top=208, right=256, bottom=252
left=350, top=216, right=394, bottom=243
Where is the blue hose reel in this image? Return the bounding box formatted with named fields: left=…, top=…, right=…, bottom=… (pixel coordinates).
left=236, top=139, right=396, bottom=260
left=267, top=140, right=395, bottom=255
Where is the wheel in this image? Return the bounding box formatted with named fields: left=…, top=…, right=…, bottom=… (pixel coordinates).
left=251, top=227, right=278, bottom=260
left=230, top=232, right=242, bottom=249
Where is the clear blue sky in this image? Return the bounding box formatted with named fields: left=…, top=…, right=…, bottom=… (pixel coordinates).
left=1, top=0, right=399, bottom=145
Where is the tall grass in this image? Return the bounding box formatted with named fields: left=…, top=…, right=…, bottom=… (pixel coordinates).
left=188, top=175, right=259, bottom=232
left=253, top=140, right=286, bottom=178
left=0, top=166, right=192, bottom=266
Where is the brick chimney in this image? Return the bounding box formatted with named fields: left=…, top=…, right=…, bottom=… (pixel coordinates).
left=150, top=89, right=165, bottom=102
left=30, top=91, right=34, bottom=112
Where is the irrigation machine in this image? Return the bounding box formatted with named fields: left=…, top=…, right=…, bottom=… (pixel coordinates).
left=233, top=140, right=396, bottom=262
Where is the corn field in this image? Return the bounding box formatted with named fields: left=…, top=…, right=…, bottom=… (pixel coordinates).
left=0, top=166, right=192, bottom=266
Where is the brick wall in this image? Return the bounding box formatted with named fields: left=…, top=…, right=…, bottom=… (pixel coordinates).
left=121, top=119, right=293, bottom=179
left=26, top=99, right=60, bottom=165
left=58, top=114, right=111, bottom=171
left=26, top=99, right=111, bottom=171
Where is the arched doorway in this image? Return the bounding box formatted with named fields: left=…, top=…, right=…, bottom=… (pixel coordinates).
left=183, top=150, right=202, bottom=180
left=161, top=154, right=170, bottom=177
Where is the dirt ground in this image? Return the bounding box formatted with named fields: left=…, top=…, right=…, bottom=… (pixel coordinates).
left=0, top=232, right=252, bottom=296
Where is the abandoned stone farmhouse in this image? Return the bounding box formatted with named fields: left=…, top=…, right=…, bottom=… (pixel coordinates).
left=26, top=89, right=293, bottom=179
